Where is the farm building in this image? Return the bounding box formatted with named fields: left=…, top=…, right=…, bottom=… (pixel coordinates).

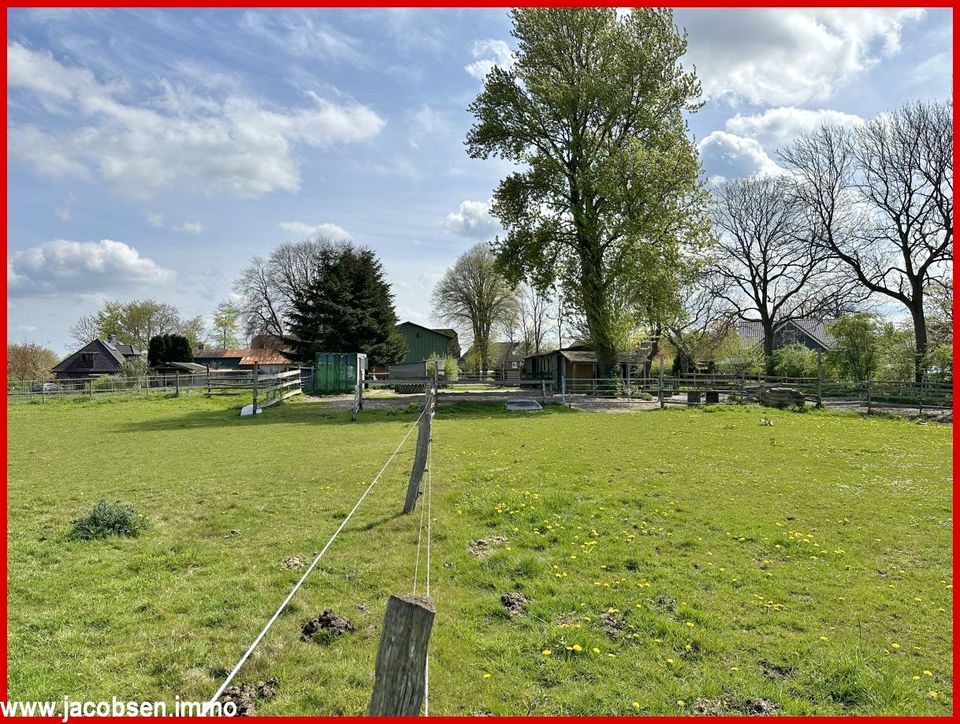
left=150, top=361, right=207, bottom=375
left=523, top=342, right=652, bottom=386
left=51, top=335, right=145, bottom=379
left=193, top=348, right=298, bottom=374
left=460, top=341, right=524, bottom=379
left=395, top=322, right=460, bottom=364
left=736, top=319, right=835, bottom=354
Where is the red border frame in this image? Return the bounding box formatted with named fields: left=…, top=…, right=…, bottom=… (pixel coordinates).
left=1, top=1, right=956, bottom=721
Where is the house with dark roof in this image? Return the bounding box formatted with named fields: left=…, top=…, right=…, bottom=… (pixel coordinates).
left=51, top=335, right=145, bottom=379
left=395, top=322, right=460, bottom=364
left=736, top=319, right=835, bottom=354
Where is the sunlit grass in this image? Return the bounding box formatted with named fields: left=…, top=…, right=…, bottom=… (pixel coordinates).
left=6, top=395, right=952, bottom=714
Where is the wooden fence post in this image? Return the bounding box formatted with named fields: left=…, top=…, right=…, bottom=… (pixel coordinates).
left=367, top=593, right=435, bottom=716
left=541, top=378, right=547, bottom=401
left=252, top=363, right=259, bottom=413
left=865, top=375, right=873, bottom=414
left=403, top=392, right=434, bottom=514
left=206, top=365, right=211, bottom=398
left=658, top=356, right=665, bottom=409
left=816, top=353, right=823, bottom=409
left=175, top=372, right=181, bottom=398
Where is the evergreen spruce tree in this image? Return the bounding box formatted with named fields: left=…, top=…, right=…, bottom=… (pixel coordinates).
left=285, top=245, right=406, bottom=367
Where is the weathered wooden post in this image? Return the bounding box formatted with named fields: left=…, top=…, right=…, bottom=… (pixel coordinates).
left=88, top=380, right=93, bottom=399
left=403, top=391, right=434, bottom=514
left=541, top=378, right=547, bottom=401
left=175, top=372, right=181, bottom=398
left=367, top=593, right=436, bottom=716
left=918, top=376, right=925, bottom=414
left=206, top=365, right=211, bottom=398
left=658, top=355, right=665, bottom=409
left=865, top=375, right=873, bottom=414
left=816, top=353, right=823, bottom=409
left=252, top=363, right=259, bottom=413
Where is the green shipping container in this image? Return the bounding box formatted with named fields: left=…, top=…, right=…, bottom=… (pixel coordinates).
left=313, top=352, right=366, bottom=394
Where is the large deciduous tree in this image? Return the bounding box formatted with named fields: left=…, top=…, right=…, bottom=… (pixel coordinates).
left=781, top=100, right=953, bottom=382
left=70, top=299, right=183, bottom=349
left=431, top=243, right=517, bottom=374
left=466, top=7, right=709, bottom=373
left=211, top=300, right=243, bottom=348
left=285, top=243, right=406, bottom=367
left=235, top=240, right=330, bottom=341
left=710, top=176, right=860, bottom=371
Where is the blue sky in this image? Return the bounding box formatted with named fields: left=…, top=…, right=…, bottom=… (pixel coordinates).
left=7, top=7, right=952, bottom=355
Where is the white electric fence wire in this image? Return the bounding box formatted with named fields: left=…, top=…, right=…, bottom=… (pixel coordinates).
left=424, top=398, right=434, bottom=716
left=207, top=407, right=426, bottom=706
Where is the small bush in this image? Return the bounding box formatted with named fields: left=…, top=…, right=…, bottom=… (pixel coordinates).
left=596, top=375, right=623, bottom=398
left=70, top=500, right=146, bottom=541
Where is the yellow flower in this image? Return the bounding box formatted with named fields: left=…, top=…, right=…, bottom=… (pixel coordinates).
left=928, top=690, right=939, bottom=699
left=483, top=673, right=492, bottom=679
left=666, top=658, right=675, bottom=664
left=592, top=647, right=601, bottom=654
left=542, top=649, right=552, bottom=656
left=686, top=621, right=695, bottom=628
left=677, top=700, right=686, bottom=708
left=912, top=676, right=921, bottom=681
left=819, top=636, right=829, bottom=641
left=572, top=644, right=583, bottom=653
left=632, top=702, right=640, bottom=710
left=923, top=670, right=933, bottom=677
left=891, top=643, right=901, bottom=649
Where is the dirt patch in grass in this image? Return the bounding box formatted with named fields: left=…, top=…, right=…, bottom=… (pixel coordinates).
left=600, top=611, right=625, bottom=639
left=219, top=678, right=279, bottom=716
left=300, top=610, right=355, bottom=642
left=281, top=556, right=305, bottom=570
left=468, top=536, right=509, bottom=558
left=501, top=592, right=528, bottom=616
left=692, top=693, right=780, bottom=716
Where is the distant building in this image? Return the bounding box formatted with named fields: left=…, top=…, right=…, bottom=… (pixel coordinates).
left=460, top=341, right=524, bottom=379
left=523, top=341, right=652, bottom=386
left=395, top=322, right=460, bottom=363
left=737, top=319, right=835, bottom=354
left=51, top=335, right=144, bottom=379
left=193, top=348, right=298, bottom=374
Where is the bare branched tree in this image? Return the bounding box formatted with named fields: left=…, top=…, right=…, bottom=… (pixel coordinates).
left=711, top=175, right=860, bottom=370
left=781, top=100, right=953, bottom=381
left=431, top=243, right=518, bottom=374
left=662, top=273, right=733, bottom=373
left=234, top=239, right=335, bottom=342
left=517, top=284, right=553, bottom=355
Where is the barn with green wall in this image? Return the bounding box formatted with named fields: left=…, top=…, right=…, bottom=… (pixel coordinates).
left=395, top=322, right=459, bottom=364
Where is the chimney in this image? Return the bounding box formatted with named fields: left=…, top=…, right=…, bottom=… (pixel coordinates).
left=107, top=334, right=117, bottom=345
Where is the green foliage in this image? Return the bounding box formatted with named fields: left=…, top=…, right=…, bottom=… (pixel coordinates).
left=7, top=342, right=59, bottom=381
left=715, top=331, right=764, bottom=375
left=426, top=355, right=460, bottom=382
left=285, top=244, right=406, bottom=367
left=211, top=300, right=242, bottom=348
left=772, top=344, right=818, bottom=378
left=119, top=357, right=149, bottom=379
left=466, top=8, right=709, bottom=368
left=69, top=500, right=145, bottom=541
left=147, top=334, right=193, bottom=367
left=827, top=315, right=880, bottom=382
left=873, top=323, right=917, bottom=382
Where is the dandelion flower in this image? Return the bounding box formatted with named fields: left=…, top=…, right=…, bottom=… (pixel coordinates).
left=572, top=644, right=583, bottom=653
left=891, top=643, right=901, bottom=649
left=592, top=647, right=601, bottom=654
left=483, top=673, right=492, bottom=679
left=632, top=701, right=640, bottom=710
left=923, top=670, right=933, bottom=677
left=928, top=690, right=939, bottom=699
left=677, top=700, right=686, bottom=708
left=542, top=649, right=552, bottom=656
left=819, top=636, right=829, bottom=641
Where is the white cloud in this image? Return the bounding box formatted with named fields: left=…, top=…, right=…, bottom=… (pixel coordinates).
left=440, top=199, right=501, bottom=239
left=147, top=212, right=165, bottom=228
left=7, top=42, right=385, bottom=198
left=380, top=9, right=445, bottom=57
left=8, top=239, right=175, bottom=297
left=724, top=107, right=864, bottom=149
left=682, top=8, right=926, bottom=105
left=697, top=131, right=784, bottom=183
left=408, top=104, right=447, bottom=150
left=465, top=39, right=513, bottom=80
left=173, top=221, right=204, bottom=235
left=55, top=192, right=77, bottom=222
left=278, top=221, right=352, bottom=240
left=241, top=10, right=366, bottom=65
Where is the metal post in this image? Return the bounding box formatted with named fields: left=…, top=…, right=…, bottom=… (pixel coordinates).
left=658, top=355, right=665, bottom=409
left=919, top=376, right=925, bottom=414
left=206, top=365, right=211, bottom=398
left=865, top=375, right=873, bottom=414
left=626, top=363, right=632, bottom=400
left=175, top=372, right=181, bottom=398
left=541, top=378, right=547, bottom=401
left=816, top=353, right=823, bottom=409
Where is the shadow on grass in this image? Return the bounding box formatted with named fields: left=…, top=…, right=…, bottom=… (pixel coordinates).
left=113, top=399, right=577, bottom=433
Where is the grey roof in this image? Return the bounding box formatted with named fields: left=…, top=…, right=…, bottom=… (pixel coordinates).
left=737, top=319, right=835, bottom=350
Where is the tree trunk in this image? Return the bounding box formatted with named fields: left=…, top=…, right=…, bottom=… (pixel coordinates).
left=910, top=300, right=928, bottom=384
left=762, top=321, right=776, bottom=375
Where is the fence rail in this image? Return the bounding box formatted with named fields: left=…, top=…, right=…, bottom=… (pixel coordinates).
left=7, top=368, right=310, bottom=404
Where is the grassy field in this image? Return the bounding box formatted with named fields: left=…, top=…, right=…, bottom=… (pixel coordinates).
left=6, top=394, right=953, bottom=715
